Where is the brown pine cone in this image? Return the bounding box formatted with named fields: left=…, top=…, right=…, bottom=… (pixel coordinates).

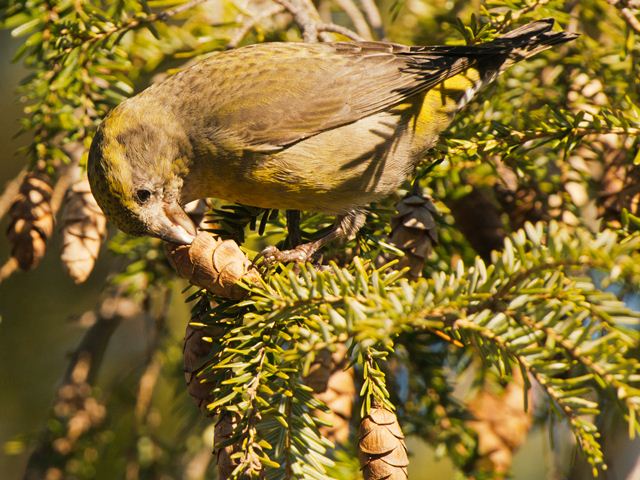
left=213, top=412, right=263, bottom=479
left=359, top=406, right=409, bottom=480
left=60, top=176, right=107, bottom=283
left=466, top=375, right=533, bottom=477
left=389, top=192, right=438, bottom=278
left=183, top=322, right=225, bottom=413
left=165, top=231, right=260, bottom=299
left=7, top=172, right=54, bottom=270
left=306, top=344, right=355, bottom=444
left=214, top=412, right=237, bottom=479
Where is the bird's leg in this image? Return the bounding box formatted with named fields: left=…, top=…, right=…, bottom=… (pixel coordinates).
left=284, top=210, right=302, bottom=248
left=260, top=210, right=366, bottom=264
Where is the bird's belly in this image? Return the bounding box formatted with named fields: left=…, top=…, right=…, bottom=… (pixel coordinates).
left=224, top=110, right=435, bottom=212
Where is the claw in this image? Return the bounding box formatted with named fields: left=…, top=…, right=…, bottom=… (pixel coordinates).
left=257, top=211, right=365, bottom=265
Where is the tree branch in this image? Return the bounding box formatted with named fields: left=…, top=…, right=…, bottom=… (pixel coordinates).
left=335, top=0, right=373, bottom=39
left=607, top=0, right=640, bottom=33
left=272, top=0, right=319, bottom=41
left=317, top=22, right=365, bottom=40
left=0, top=168, right=27, bottom=222
left=272, top=0, right=364, bottom=42
left=227, top=4, right=286, bottom=48
left=359, top=0, right=384, bottom=39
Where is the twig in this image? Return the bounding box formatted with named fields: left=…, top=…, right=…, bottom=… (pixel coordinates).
left=493, top=0, right=550, bottom=32
left=0, top=257, right=19, bottom=284
left=187, top=1, right=349, bottom=52
left=156, top=0, right=210, bottom=20
left=317, top=22, right=365, bottom=40
left=0, top=168, right=27, bottom=222
left=272, top=0, right=319, bottom=41
left=608, top=0, right=640, bottom=33
left=620, top=8, right=640, bottom=32
left=359, top=0, right=384, bottom=39
left=297, top=0, right=335, bottom=41
left=227, top=4, right=285, bottom=48
left=272, top=0, right=364, bottom=42
left=52, top=0, right=209, bottom=65
left=63, top=294, right=140, bottom=384
left=335, top=0, right=372, bottom=39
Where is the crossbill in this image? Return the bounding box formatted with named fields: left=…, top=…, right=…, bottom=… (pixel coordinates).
left=88, top=19, right=575, bottom=261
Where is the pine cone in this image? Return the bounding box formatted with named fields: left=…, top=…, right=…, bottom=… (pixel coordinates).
left=60, top=176, right=106, bottom=283
left=305, top=348, right=334, bottom=392
left=166, top=231, right=260, bottom=299
left=306, top=344, right=355, bottom=444
left=389, top=192, right=438, bottom=278
left=449, top=187, right=506, bottom=260
left=359, top=406, right=409, bottom=480
left=214, top=412, right=243, bottom=479
left=183, top=322, right=225, bottom=412
left=214, top=411, right=263, bottom=479
left=7, top=172, right=54, bottom=270
left=466, top=376, right=533, bottom=477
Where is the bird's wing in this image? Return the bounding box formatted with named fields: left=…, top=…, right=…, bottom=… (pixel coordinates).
left=189, top=42, right=486, bottom=153
left=191, top=20, right=568, bottom=153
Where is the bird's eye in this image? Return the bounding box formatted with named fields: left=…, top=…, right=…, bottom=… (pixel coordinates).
left=136, top=189, right=152, bottom=204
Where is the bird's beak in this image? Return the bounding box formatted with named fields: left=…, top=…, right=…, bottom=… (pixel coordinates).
left=155, top=201, right=198, bottom=245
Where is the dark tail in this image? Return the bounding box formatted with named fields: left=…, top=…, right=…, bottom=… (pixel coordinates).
left=399, top=18, right=577, bottom=110
left=495, top=18, right=578, bottom=68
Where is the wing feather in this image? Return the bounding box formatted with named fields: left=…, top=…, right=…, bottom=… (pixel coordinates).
left=179, top=18, right=572, bottom=153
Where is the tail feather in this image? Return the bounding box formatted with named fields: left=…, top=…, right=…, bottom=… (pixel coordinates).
left=495, top=18, right=579, bottom=65
left=399, top=19, right=577, bottom=111
left=452, top=19, right=577, bottom=109
left=500, top=17, right=556, bottom=39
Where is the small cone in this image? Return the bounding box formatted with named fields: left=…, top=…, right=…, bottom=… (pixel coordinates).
left=183, top=321, right=225, bottom=412
left=60, top=176, right=107, bottom=283
left=389, top=192, right=438, bottom=278
left=306, top=344, right=355, bottom=444
left=466, top=374, right=533, bottom=477
left=214, top=412, right=238, bottom=480
left=6, top=172, right=54, bottom=270
left=183, top=310, right=258, bottom=479
left=165, top=231, right=260, bottom=299
left=214, top=412, right=263, bottom=479
left=359, top=406, right=408, bottom=480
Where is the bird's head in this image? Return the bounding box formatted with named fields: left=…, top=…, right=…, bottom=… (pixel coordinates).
left=88, top=101, right=197, bottom=245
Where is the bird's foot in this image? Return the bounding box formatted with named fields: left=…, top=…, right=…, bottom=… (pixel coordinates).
left=259, top=243, right=318, bottom=265
left=257, top=211, right=366, bottom=265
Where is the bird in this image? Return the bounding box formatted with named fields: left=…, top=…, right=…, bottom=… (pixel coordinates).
left=88, top=18, right=576, bottom=263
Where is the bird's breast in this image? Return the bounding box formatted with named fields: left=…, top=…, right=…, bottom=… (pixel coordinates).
left=185, top=98, right=450, bottom=212
left=235, top=111, right=427, bottom=211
